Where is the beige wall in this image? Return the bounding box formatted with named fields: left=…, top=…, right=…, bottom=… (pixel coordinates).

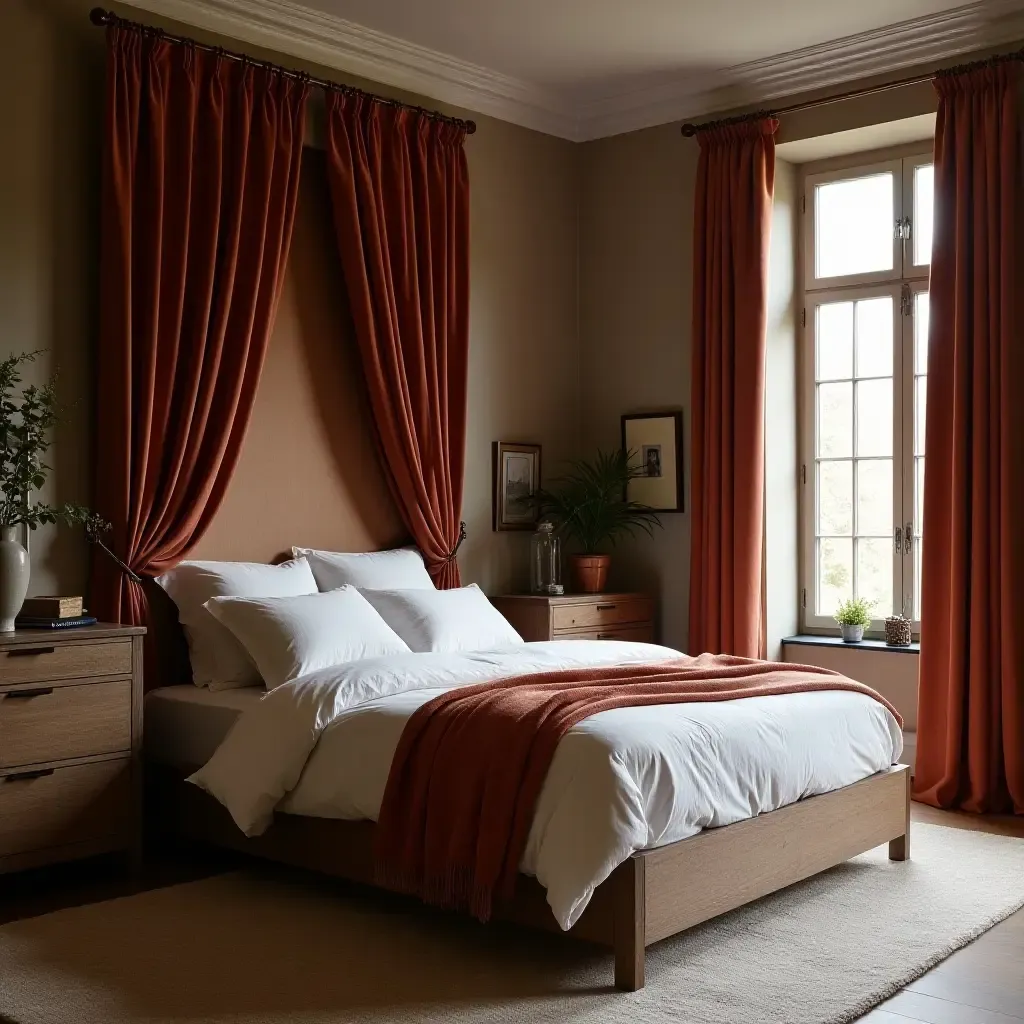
left=0, top=0, right=579, bottom=598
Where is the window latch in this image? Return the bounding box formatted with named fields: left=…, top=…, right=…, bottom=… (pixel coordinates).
left=893, top=216, right=912, bottom=240
left=894, top=525, right=903, bottom=554
left=904, top=522, right=913, bottom=555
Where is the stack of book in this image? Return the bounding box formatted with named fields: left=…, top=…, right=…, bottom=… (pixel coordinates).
left=16, top=596, right=97, bottom=630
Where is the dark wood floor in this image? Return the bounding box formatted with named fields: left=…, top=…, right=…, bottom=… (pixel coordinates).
left=1, top=805, right=1021, bottom=1021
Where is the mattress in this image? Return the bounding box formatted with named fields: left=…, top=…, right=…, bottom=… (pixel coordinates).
left=144, top=685, right=264, bottom=768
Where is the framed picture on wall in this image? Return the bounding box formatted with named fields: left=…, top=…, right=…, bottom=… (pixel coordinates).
left=621, top=412, right=684, bottom=512
left=493, top=442, right=541, bottom=531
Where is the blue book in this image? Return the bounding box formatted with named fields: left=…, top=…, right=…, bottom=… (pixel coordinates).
left=15, top=615, right=98, bottom=630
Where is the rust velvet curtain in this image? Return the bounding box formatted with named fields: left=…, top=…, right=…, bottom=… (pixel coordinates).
left=914, top=65, right=1024, bottom=814
left=324, top=93, right=470, bottom=588
left=687, top=118, right=778, bottom=658
left=91, top=27, right=308, bottom=625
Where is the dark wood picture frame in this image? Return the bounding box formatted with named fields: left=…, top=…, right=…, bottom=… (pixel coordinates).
left=492, top=442, right=542, bottom=531
left=621, top=411, right=684, bottom=513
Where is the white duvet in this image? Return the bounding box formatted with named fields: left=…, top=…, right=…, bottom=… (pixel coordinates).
left=190, top=641, right=903, bottom=929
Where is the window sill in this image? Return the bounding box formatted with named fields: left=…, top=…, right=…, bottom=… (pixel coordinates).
left=782, top=634, right=920, bottom=654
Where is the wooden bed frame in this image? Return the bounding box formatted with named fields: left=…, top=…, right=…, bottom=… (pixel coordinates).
left=149, top=760, right=911, bottom=991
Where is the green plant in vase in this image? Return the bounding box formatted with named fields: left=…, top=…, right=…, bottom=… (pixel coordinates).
left=834, top=596, right=874, bottom=644
left=0, top=352, right=110, bottom=630
left=534, top=448, right=662, bottom=593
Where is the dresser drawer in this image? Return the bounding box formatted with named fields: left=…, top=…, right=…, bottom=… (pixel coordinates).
left=557, top=623, right=655, bottom=643
left=0, top=640, right=132, bottom=685
left=0, top=758, right=130, bottom=859
left=552, top=597, right=653, bottom=632
left=0, top=679, right=131, bottom=768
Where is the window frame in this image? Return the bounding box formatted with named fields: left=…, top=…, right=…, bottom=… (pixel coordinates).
left=799, top=145, right=933, bottom=637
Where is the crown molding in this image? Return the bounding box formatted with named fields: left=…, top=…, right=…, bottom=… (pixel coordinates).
left=575, top=1, right=1024, bottom=140
left=115, top=0, right=1024, bottom=143
left=115, top=0, right=578, bottom=138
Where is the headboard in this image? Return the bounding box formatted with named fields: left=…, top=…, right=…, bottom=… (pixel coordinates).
left=146, top=148, right=406, bottom=690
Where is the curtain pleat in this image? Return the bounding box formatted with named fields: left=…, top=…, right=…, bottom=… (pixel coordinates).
left=688, top=118, right=778, bottom=657
left=91, top=26, right=308, bottom=626
left=323, top=94, right=469, bottom=588
left=914, top=64, right=1024, bottom=814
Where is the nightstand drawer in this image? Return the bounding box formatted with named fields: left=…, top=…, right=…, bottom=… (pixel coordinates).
left=0, top=758, right=130, bottom=859
left=0, top=640, right=132, bottom=685
left=552, top=597, right=652, bottom=632
left=558, top=624, right=655, bottom=643
left=0, top=679, right=131, bottom=768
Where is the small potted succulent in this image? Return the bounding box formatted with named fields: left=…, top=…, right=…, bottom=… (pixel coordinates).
left=834, top=597, right=874, bottom=643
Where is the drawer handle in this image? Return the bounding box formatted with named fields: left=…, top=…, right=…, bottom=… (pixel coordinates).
left=596, top=604, right=617, bottom=611
left=4, top=686, right=54, bottom=699
left=3, top=768, right=55, bottom=783
left=597, top=633, right=615, bottom=639
left=6, top=646, right=56, bottom=658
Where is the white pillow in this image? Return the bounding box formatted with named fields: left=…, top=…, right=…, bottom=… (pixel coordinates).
left=291, top=545, right=434, bottom=592
left=155, top=558, right=318, bottom=690
left=359, top=584, right=523, bottom=654
left=204, top=586, right=410, bottom=690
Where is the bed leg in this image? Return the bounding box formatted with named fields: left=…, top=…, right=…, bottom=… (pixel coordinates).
left=612, top=856, right=646, bottom=991
left=888, top=766, right=911, bottom=861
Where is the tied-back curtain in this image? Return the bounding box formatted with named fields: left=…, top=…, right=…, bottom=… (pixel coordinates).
left=914, top=65, right=1024, bottom=814
left=323, top=93, right=469, bottom=589
left=92, top=26, right=308, bottom=625
left=688, top=118, right=778, bottom=658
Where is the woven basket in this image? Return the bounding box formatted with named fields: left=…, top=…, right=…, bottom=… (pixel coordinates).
left=884, top=615, right=912, bottom=647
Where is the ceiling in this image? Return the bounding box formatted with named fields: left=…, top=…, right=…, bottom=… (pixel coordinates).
left=121, top=0, right=1024, bottom=139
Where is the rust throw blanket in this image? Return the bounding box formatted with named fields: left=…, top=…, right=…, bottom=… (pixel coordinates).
left=374, top=654, right=901, bottom=921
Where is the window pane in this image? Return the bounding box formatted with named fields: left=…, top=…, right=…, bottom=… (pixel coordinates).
left=818, top=382, right=852, bottom=457
left=915, top=375, right=927, bottom=456
left=914, top=540, right=923, bottom=620
left=818, top=460, right=852, bottom=535
left=855, top=296, right=893, bottom=377
left=857, top=538, right=893, bottom=616
left=856, top=378, right=892, bottom=456
left=915, top=457, right=925, bottom=535
left=915, top=291, right=930, bottom=374
left=816, top=302, right=853, bottom=380
left=818, top=537, right=852, bottom=615
left=914, top=164, right=934, bottom=266
left=816, top=173, right=894, bottom=279
left=856, top=459, right=892, bottom=536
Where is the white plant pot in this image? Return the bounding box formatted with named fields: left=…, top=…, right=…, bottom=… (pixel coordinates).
left=0, top=525, right=30, bottom=632
left=841, top=623, right=865, bottom=643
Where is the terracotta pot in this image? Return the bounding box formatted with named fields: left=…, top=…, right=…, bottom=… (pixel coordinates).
left=571, top=554, right=610, bottom=594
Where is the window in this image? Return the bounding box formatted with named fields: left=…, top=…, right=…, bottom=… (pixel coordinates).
left=801, top=151, right=931, bottom=632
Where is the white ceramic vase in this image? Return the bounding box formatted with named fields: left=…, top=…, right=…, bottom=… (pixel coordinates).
left=0, top=525, right=30, bottom=632
left=841, top=623, right=865, bottom=643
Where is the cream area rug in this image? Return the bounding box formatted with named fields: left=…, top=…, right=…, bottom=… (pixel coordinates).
left=2, top=824, right=1023, bottom=1024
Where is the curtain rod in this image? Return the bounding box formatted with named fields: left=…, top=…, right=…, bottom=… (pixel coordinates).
left=680, top=45, right=1024, bottom=136
left=88, top=7, right=477, bottom=135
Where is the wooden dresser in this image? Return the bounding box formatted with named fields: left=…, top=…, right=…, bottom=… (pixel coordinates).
left=0, top=624, right=145, bottom=874
left=492, top=593, right=655, bottom=643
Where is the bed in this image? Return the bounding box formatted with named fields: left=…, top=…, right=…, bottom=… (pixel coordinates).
left=145, top=638, right=910, bottom=992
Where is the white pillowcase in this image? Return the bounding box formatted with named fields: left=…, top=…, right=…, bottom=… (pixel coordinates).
left=291, top=545, right=434, bottom=592
left=155, top=558, right=318, bottom=690
left=359, top=584, right=523, bottom=654
left=204, top=586, right=410, bottom=690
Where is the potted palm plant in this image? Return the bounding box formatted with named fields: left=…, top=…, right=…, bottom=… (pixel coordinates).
left=534, top=449, right=663, bottom=593
left=0, top=352, right=109, bottom=630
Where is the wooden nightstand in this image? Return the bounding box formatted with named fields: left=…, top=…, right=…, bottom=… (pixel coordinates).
left=0, top=623, right=145, bottom=875
left=492, top=593, right=655, bottom=643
